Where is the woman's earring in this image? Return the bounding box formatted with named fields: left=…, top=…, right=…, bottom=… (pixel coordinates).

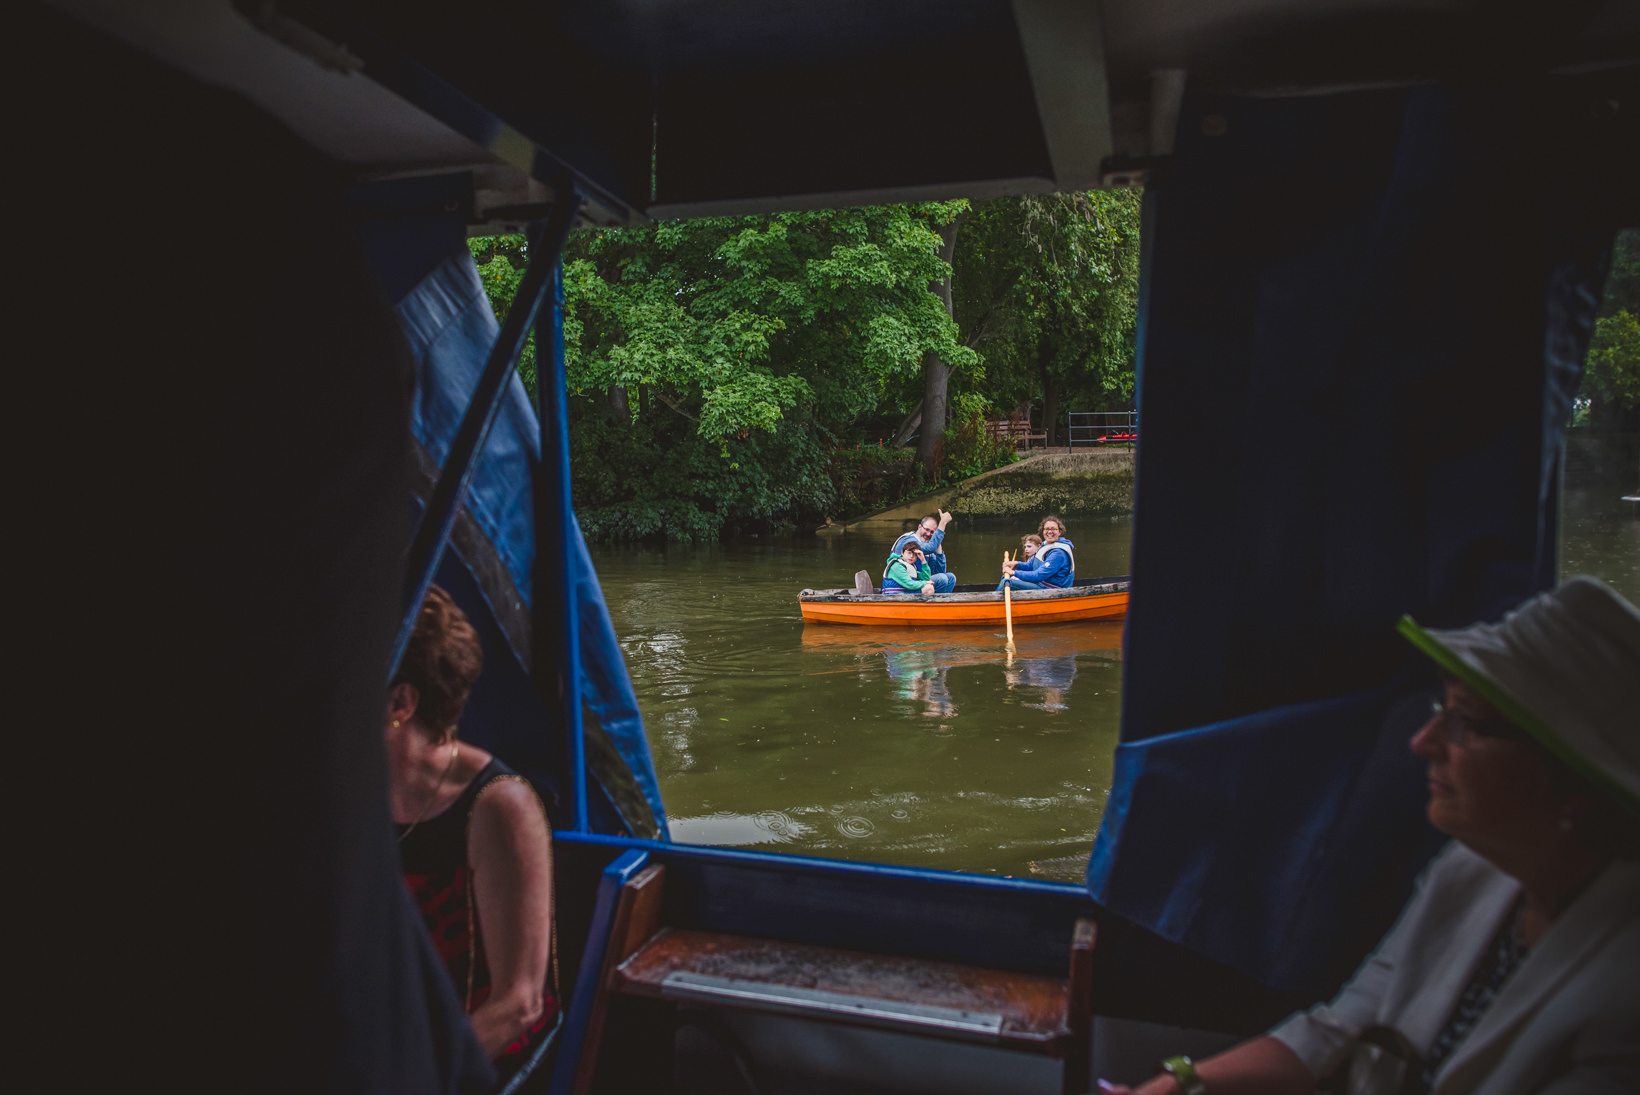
left=392, top=719, right=400, bottom=728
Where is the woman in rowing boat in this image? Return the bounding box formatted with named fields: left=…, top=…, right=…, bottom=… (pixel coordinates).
left=1101, top=577, right=1640, bottom=1095
left=998, top=516, right=1076, bottom=591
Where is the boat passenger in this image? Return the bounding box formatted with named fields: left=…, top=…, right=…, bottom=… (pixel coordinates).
left=1021, top=533, right=1043, bottom=561
left=997, top=515, right=1075, bottom=591
left=1100, top=577, right=1640, bottom=1095
left=890, top=509, right=957, bottom=590
left=883, top=543, right=937, bottom=596
left=387, top=585, right=559, bottom=1071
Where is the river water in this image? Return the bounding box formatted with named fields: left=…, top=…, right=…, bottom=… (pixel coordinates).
left=591, top=490, right=1635, bottom=881
left=592, top=520, right=1133, bottom=881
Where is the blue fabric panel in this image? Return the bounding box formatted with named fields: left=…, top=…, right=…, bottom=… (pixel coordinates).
left=1093, top=85, right=1613, bottom=996
left=393, top=249, right=667, bottom=831
left=397, top=254, right=544, bottom=607
left=569, top=517, right=668, bottom=827
left=1089, top=684, right=1444, bottom=994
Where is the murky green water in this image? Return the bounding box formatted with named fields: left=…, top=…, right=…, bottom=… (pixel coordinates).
left=1560, top=487, right=1640, bottom=604
left=592, top=488, right=1634, bottom=881
left=591, top=520, right=1133, bottom=881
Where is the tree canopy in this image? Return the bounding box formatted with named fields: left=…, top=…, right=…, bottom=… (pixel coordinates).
left=1580, top=228, right=1640, bottom=428
left=470, top=192, right=1143, bottom=540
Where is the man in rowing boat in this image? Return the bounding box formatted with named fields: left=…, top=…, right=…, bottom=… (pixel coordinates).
left=887, top=510, right=957, bottom=593
left=997, top=515, right=1075, bottom=591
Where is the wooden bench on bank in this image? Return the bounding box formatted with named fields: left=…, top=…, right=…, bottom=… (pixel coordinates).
left=986, top=417, right=1049, bottom=450
left=571, top=864, right=1096, bottom=1095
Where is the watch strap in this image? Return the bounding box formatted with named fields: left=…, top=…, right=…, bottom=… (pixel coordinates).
left=1159, top=1055, right=1208, bottom=1095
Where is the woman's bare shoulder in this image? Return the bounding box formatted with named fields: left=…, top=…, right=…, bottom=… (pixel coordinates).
left=470, top=774, right=551, bottom=838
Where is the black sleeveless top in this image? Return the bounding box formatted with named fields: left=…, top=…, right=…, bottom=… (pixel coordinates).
left=398, top=756, right=556, bottom=1061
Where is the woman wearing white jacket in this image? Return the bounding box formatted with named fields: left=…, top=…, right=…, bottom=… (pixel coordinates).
left=1103, top=576, right=1640, bottom=1095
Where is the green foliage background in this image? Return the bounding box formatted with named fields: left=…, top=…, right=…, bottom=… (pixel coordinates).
left=471, top=192, right=1143, bottom=541
left=1579, top=229, right=1640, bottom=425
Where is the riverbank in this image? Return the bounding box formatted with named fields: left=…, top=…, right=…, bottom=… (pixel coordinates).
left=820, top=450, right=1135, bottom=534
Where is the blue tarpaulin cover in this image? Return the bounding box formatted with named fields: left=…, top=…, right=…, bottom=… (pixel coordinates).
left=389, top=239, right=667, bottom=836
left=1090, top=84, right=1614, bottom=997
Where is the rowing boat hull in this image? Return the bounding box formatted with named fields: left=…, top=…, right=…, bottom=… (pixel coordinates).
left=798, top=584, right=1129, bottom=626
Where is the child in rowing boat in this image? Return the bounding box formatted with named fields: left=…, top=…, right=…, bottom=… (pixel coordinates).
left=1020, top=533, right=1042, bottom=561
left=888, top=510, right=957, bottom=592
left=998, top=516, right=1075, bottom=591
left=883, top=543, right=936, bottom=596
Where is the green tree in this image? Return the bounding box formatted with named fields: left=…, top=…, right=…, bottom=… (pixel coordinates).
left=472, top=203, right=979, bottom=538
left=1580, top=229, right=1640, bottom=431
left=1582, top=309, right=1640, bottom=413
left=950, top=190, right=1142, bottom=445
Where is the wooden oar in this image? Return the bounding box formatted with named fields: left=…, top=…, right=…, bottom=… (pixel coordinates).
left=1003, top=551, right=1015, bottom=652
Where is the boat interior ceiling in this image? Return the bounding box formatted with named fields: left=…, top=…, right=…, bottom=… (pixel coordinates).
left=41, top=1, right=1640, bottom=1092
left=53, top=1, right=1638, bottom=226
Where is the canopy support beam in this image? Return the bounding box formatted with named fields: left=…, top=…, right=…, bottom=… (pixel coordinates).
left=532, top=187, right=590, bottom=831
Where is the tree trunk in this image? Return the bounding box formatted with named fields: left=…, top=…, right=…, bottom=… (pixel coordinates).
left=917, top=353, right=952, bottom=477
left=1042, top=380, right=1059, bottom=448
left=1036, top=340, right=1059, bottom=448
left=890, top=398, right=923, bottom=449
left=609, top=384, right=631, bottom=424
left=916, top=214, right=967, bottom=478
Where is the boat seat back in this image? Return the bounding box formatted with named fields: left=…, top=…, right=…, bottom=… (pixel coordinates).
left=567, top=867, right=1097, bottom=1094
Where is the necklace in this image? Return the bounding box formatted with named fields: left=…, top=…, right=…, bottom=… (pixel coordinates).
left=397, top=740, right=460, bottom=843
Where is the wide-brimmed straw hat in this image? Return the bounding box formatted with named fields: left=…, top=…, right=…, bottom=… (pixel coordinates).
left=1398, top=576, right=1640, bottom=817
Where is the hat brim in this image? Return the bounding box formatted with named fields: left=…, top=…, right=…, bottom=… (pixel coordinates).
left=1398, top=615, right=1640, bottom=817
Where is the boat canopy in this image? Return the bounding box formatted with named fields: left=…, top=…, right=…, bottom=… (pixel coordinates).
left=1092, top=76, right=1637, bottom=995
left=57, top=2, right=1635, bottom=227
left=352, top=172, right=666, bottom=837
left=51, top=0, right=1640, bottom=1002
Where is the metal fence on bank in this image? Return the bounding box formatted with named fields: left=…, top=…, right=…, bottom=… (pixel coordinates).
left=1067, top=411, right=1138, bottom=447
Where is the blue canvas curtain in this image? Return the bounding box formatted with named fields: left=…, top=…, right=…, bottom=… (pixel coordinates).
left=1089, top=84, right=1616, bottom=997
left=354, top=176, right=667, bottom=836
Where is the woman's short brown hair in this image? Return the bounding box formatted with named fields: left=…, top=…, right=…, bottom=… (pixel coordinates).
left=394, top=584, right=483, bottom=737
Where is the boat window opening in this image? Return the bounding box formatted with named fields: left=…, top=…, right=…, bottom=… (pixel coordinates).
left=1559, top=227, right=1639, bottom=605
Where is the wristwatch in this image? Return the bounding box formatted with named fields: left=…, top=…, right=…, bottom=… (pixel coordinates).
left=1158, top=1055, right=1207, bottom=1095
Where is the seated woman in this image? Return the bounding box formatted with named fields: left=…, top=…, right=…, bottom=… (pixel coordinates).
left=387, top=585, right=557, bottom=1071
left=998, top=515, right=1075, bottom=591
left=1100, top=576, right=1640, bottom=1095
left=883, top=542, right=936, bottom=595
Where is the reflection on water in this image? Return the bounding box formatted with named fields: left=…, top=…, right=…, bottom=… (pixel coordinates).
left=591, top=521, right=1132, bottom=879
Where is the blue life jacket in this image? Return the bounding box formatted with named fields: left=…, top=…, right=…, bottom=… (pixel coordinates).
left=882, top=556, right=932, bottom=593
left=1010, top=538, right=1075, bottom=587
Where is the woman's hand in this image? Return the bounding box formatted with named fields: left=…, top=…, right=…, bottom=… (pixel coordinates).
left=1093, top=1037, right=1314, bottom=1095
left=921, top=581, right=936, bottom=595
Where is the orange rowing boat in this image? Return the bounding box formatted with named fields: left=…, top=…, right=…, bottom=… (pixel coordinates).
left=798, top=576, right=1130, bottom=626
